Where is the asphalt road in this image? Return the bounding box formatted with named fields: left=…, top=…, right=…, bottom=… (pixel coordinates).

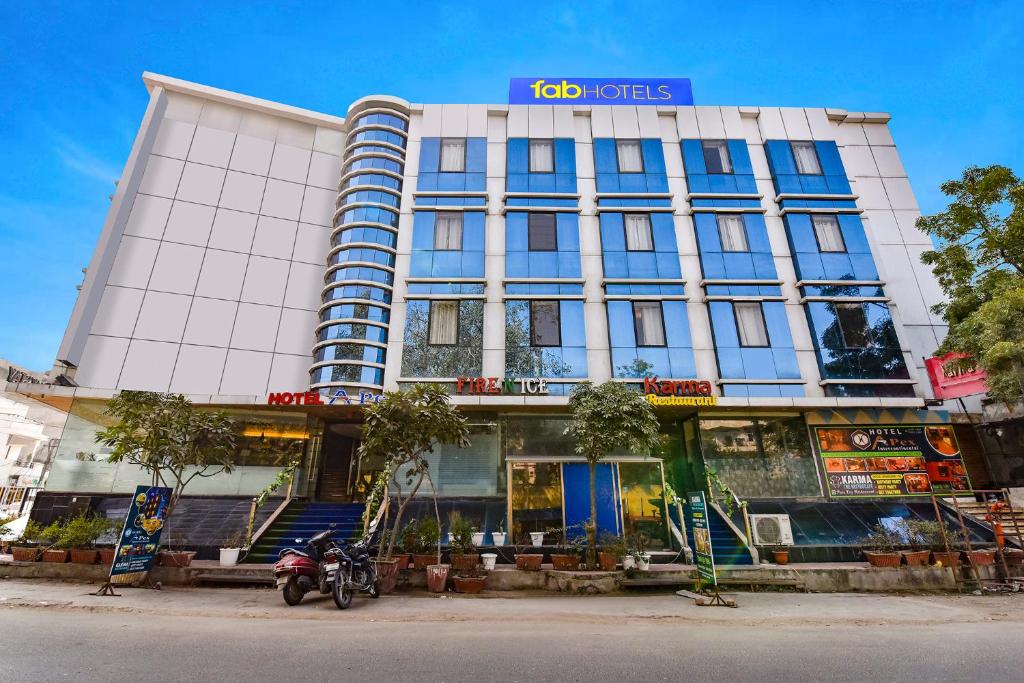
left=1, top=598, right=1020, bottom=682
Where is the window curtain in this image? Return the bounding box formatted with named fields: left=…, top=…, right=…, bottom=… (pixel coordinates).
left=792, top=141, right=821, bottom=174
left=530, top=301, right=561, bottom=346
left=434, top=212, right=463, bottom=250
left=735, top=302, right=769, bottom=347
left=616, top=140, right=643, bottom=172
left=440, top=139, right=466, bottom=172
left=812, top=215, right=846, bottom=252
left=703, top=140, right=732, bottom=174
left=634, top=302, right=665, bottom=346
left=429, top=301, right=459, bottom=344
left=529, top=140, right=554, bottom=173
left=624, top=214, right=654, bottom=251
left=717, top=214, right=748, bottom=252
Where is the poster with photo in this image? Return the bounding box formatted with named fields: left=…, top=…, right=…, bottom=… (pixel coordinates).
left=815, top=425, right=970, bottom=498
left=688, top=491, right=716, bottom=586
left=109, top=485, right=172, bottom=577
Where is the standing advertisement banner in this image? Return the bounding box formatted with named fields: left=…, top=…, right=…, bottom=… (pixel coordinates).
left=109, top=485, right=172, bottom=580
left=688, top=490, right=716, bottom=587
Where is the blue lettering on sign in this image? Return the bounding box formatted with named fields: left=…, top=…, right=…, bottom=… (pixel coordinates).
left=509, top=78, right=693, bottom=106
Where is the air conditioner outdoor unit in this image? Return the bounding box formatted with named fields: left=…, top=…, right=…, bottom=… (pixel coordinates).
left=750, top=514, right=795, bottom=546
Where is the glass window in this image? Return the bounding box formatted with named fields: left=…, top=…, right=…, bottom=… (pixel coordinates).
left=716, top=214, right=748, bottom=252
left=528, top=213, right=557, bottom=251
left=835, top=303, right=870, bottom=348
left=792, top=141, right=822, bottom=175
left=530, top=300, right=561, bottom=347
left=735, top=302, right=769, bottom=347
left=633, top=301, right=666, bottom=347
left=702, top=140, right=733, bottom=174
left=433, top=212, right=463, bottom=250
left=812, top=214, right=846, bottom=252
left=529, top=139, right=554, bottom=173
left=616, top=140, right=644, bottom=173
left=428, top=300, right=459, bottom=345
left=440, top=138, right=466, bottom=172
left=624, top=214, right=654, bottom=251
left=510, top=462, right=563, bottom=539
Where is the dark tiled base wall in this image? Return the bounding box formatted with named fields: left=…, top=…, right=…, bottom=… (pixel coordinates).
left=30, top=492, right=280, bottom=561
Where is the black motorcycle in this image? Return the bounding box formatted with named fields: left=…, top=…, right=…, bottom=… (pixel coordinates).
left=325, top=533, right=379, bottom=609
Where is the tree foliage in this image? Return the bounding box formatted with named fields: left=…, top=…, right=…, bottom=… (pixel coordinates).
left=358, top=384, right=470, bottom=559
left=917, top=165, right=1024, bottom=401
left=95, top=391, right=237, bottom=537
left=565, top=381, right=664, bottom=566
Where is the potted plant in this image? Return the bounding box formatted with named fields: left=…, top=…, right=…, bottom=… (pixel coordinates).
left=627, top=531, right=652, bottom=571
left=529, top=530, right=545, bottom=547
left=0, top=514, right=15, bottom=554
left=452, top=563, right=487, bottom=594
left=40, top=520, right=70, bottom=563
left=394, top=520, right=416, bottom=570
left=899, top=519, right=932, bottom=566
left=911, top=520, right=964, bottom=567
left=219, top=527, right=248, bottom=567
left=514, top=536, right=544, bottom=571
left=550, top=526, right=585, bottom=571
left=413, top=517, right=440, bottom=569
left=61, top=514, right=113, bottom=565
left=471, top=526, right=486, bottom=547
left=860, top=524, right=901, bottom=567
left=448, top=512, right=479, bottom=573
left=598, top=532, right=626, bottom=571
left=11, top=520, right=44, bottom=562
left=966, top=547, right=997, bottom=566
left=491, top=520, right=507, bottom=547
left=158, top=534, right=196, bottom=567
left=770, top=545, right=790, bottom=566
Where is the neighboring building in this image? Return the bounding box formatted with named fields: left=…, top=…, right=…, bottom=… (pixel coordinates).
left=5, top=73, right=991, bottom=560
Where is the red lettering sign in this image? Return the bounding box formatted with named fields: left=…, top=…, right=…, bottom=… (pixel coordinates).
left=925, top=353, right=987, bottom=400
left=644, top=376, right=713, bottom=397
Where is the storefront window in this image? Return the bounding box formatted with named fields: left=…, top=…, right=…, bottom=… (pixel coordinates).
left=510, top=462, right=563, bottom=540
left=393, top=426, right=501, bottom=497
left=699, top=417, right=821, bottom=498
left=618, top=461, right=668, bottom=548
left=503, top=417, right=575, bottom=459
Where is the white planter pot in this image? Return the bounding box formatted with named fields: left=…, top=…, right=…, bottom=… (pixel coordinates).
left=530, top=532, right=545, bottom=547
left=481, top=553, right=498, bottom=571
left=491, top=532, right=507, bottom=547
left=472, top=532, right=486, bottom=546
left=622, top=555, right=636, bottom=570
left=219, top=547, right=240, bottom=567
left=638, top=554, right=651, bottom=571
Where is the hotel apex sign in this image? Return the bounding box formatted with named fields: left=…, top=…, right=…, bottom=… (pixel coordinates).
left=509, top=78, right=693, bottom=106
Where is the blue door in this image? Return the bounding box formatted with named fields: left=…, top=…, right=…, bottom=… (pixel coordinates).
left=562, top=463, right=621, bottom=539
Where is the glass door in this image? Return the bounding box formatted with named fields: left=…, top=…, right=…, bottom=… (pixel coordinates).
left=562, top=463, right=621, bottom=539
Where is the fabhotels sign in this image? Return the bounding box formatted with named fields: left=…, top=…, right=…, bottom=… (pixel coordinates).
left=509, top=78, right=693, bottom=106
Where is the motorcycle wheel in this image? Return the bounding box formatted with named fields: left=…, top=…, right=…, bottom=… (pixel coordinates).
left=332, top=574, right=352, bottom=610
left=282, top=576, right=304, bottom=606
left=361, top=567, right=380, bottom=599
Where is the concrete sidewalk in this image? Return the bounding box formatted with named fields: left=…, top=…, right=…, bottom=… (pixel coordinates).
left=1, top=577, right=1020, bottom=626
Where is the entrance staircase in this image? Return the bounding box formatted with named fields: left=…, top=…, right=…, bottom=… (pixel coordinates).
left=244, top=501, right=365, bottom=564
left=944, top=498, right=1024, bottom=548
left=686, top=503, right=754, bottom=566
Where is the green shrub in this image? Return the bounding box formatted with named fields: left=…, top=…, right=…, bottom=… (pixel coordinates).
left=416, top=516, right=440, bottom=552
left=448, top=512, right=474, bottom=554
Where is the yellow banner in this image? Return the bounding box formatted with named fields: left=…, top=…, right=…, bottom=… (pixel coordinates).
left=645, top=394, right=717, bottom=407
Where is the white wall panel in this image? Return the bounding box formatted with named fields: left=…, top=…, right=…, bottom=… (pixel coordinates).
left=148, top=242, right=204, bottom=294
left=119, top=339, right=178, bottom=391
left=183, top=297, right=237, bottom=346
left=229, top=134, right=274, bottom=176
left=195, top=249, right=248, bottom=300
left=220, top=350, right=272, bottom=395
left=163, top=200, right=215, bottom=246
left=133, top=291, right=191, bottom=342
left=138, top=155, right=184, bottom=198
left=107, top=237, right=160, bottom=289
left=90, top=286, right=144, bottom=338
left=169, top=345, right=228, bottom=394
left=187, top=126, right=235, bottom=167
left=175, top=162, right=226, bottom=205
left=124, top=194, right=172, bottom=240
left=151, top=119, right=195, bottom=159
left=230, top=303, right=281, bottom=352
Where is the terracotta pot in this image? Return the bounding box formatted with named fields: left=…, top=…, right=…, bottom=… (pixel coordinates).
left=158, top=550, right=196, bottom=567
left=550, top=554, right=581, bottom=571
left=12, top=546, right=39, bottom=562
left=451, top=553, right=479, bottom=573
left=772, top=550, right=790, bottom=566
left=426, top=564, right=449, bottom=593
left=515, top=554, right=544, bottom=571
left=1003, top=549, right=1024, bottom=567
left=901, top=550, right=931, bottom=567
left=452, top=575, right=486, bottom=594
left=597, top=552, right=620, bottom=571
left=373, top=559, right=400, bottom=594
left=967, top=549, right=996, bottom=566
left=931, top=551, right=963, bottom=567
left=394, top=554, right=411, bottom=571
left=97, top=548, right=116, bottom=566
left=413, top=554, right=437, bottom=569
left=70, top=549, right=99, bottom=565
left=42, top=549, right=70, bottom=563
left=864, top=551, right=901, bottom=568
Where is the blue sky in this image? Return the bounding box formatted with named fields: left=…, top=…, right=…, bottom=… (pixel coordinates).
left=1, top=2, right=1022, bottom=371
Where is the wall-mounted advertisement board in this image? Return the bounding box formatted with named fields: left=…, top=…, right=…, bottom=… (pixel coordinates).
left=815, top=425, right=970, bottom=498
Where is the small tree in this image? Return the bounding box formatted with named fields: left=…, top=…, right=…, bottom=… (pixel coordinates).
left=917, top=165, right=1024, bottom=402
left=565, top=381, right=663, bottom=568
left=358, top=384, right=470, bottom=560
left=96, top=391, right=237, bottom=544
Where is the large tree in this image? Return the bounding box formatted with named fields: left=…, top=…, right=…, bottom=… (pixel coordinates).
left=565, top=381, right=663, bottom=568
left=358, top=383, right=470, bottom=560
left=917, top=165, right=1024, bottom=402
left=96, top=391, right=237, bottom=544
